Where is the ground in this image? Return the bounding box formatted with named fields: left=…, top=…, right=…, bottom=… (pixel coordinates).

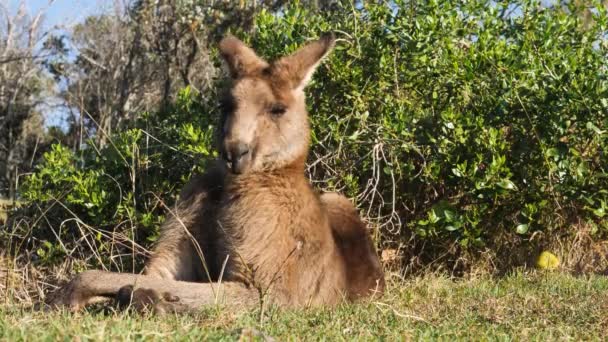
left=1, top=271, right=607, bottom=340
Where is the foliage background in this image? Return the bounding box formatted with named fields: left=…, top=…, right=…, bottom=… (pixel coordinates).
left=2, top=0, right=607, bottom=277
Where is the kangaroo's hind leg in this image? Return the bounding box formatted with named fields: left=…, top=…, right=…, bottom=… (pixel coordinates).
left=320, top=192, right=385, bottom=300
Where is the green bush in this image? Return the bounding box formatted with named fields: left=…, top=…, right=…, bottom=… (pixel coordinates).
left=251, top=1, right=608, bottom=249
left=7, top=0, right=608, bottom=272
left=10, top=87, right=218, bottom=268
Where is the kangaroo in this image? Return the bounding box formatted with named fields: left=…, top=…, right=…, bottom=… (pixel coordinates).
left=48, top=33, right=385, bottom=313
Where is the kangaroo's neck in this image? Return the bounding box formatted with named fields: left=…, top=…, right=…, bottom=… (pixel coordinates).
left=231, top=149, right=308, bottom=180
left=228, top=166, right=305, bottom=187
left=276, top=153, right=308, bottom=177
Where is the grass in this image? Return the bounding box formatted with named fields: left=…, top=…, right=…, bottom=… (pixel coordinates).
left=1, top=271, right=607, bottom=340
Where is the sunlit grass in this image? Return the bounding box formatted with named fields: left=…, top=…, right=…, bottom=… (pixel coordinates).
left=1, top=272, right=607, bottom=340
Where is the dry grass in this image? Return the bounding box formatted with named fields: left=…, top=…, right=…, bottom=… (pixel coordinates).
left=0, top=198, right=18, bottom=224
left=3, top=217, right=608, bottom=311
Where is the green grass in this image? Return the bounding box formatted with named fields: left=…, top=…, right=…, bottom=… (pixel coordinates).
left=1, top=272, right=607, bottom=341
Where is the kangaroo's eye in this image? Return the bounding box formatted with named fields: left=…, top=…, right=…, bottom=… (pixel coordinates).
left=269, top=103, right=287, bottom=116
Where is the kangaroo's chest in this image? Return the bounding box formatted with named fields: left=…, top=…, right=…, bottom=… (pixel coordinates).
left=217, top=176, right=330, bottom=282
left=218, top=181, right=311, bottom=245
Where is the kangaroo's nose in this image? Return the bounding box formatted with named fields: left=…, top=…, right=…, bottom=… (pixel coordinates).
left=227, top=142, right=251, bottom=174
left=230, top=142, right=250, bottom=162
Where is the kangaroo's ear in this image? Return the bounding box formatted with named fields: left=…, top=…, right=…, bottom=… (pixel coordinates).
left=273, top=32, right=335, bottom=91
left=219, top=35, right=269, bottom=78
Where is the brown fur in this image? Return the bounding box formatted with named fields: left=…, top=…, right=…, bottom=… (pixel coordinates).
left=47, top=33, right=385, bottom=313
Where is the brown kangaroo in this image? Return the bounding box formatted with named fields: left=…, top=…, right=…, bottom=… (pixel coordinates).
left=48, top=33, right=385, bottom=313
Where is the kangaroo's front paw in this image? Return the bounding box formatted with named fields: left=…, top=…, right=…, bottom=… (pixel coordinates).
left=46, top=274, right=91, bottom=312
left=116, top=285, right=180, bottom=314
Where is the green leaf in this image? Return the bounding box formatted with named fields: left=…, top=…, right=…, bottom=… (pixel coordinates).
left=545, top=148, right=559, bottom=159
left=586, top=122, right=605, bottom=135
left=593, top=207, right=605, bottom=218
left=516, top=224, right=529, bottom=234
left=576, top=162, right=588, bottom=178
left=451, top=168, right=463, bottom=177
left=497, top=179, right=517, bottom=191
left=443, top=209, right=456, bottom=221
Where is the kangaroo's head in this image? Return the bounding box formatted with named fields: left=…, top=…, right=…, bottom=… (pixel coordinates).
left=218, top=33, right=335, bottom=175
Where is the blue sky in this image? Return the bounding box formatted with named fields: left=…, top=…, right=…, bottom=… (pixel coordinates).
left=10, top=0, right=105, bottom=30
left=7, top=1, right=110, bottom=127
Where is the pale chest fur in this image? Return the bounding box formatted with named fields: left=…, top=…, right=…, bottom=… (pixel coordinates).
left=217, top=172, right=334, bottom=287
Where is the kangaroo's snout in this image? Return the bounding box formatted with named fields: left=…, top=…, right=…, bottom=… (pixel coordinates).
left=224, top=141, right=251, bottom=174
